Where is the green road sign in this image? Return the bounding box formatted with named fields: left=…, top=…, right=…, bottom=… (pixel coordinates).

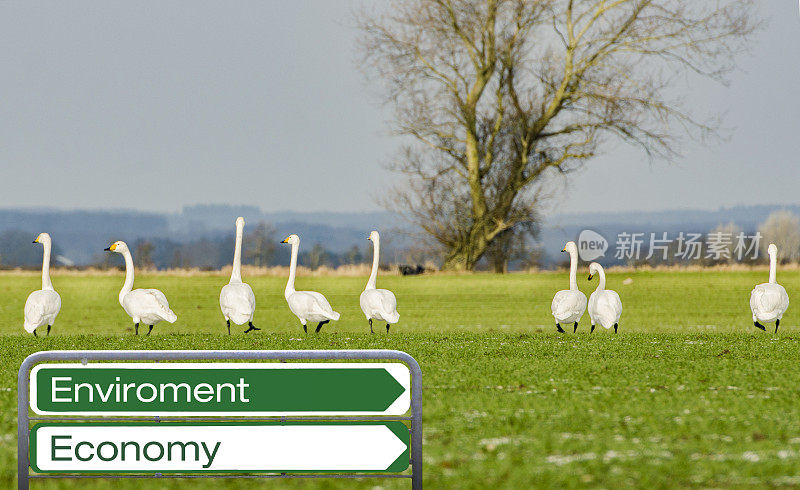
left=31, top=363, right=410, bottom=416
left=30, top=422, right=410, bottom=473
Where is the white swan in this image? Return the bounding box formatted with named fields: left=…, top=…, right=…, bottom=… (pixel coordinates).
left=360, top=230, right=400, bottom=333
left=281, top=234, right=340, bottom=333
left=23, top=233, right=61, bottom=336
left=219, top=217, right=258, bottom=335
left=750, top=243, right=789, bottom=333
left=551, top=241, right=587, bottom=333
left=587, top=262, right=622, bottom=334
left=105, top=240, right=177, bottom=335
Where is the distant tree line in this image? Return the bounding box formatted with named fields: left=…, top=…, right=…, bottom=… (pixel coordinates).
left=0, top=222, right=376, bottom=270
left=4, top=211, right=798, bottom=271
left=617, top=210, right=800, bottom=268
left=0, top=230, right=64, bottom=267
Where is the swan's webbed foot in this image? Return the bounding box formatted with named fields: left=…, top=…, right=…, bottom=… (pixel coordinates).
left=303, top=324, right=307, bottom=334
left=315, top=320, right=330, bottom=333
left=573, top=322, right=578, bottom=333
left=369, top=319, right=374, bottom=334
left=135, top=323, right=139, bottom=335
left=754, top=321, right=766, bottom=331
left=47, top=325, right=51, bottom=337
left=147, top=325, right=154, bottom=336
left=556, top=323, right=565, bottom=333
left=244, top=322, right=260, bottom=334
left=590, top=324, right=595, bottom=333
left=227, top=319, right=231, bottom=335
left=614, top=323, right=618, bottom=334
left=33, top=329, right=37, bottom=337
left=775, top=319, right=780, bottom=334
left=386, top=323, right=390, bottom=333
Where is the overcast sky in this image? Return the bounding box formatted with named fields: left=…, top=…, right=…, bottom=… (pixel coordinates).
left=1, top=1, right=798, bottom=215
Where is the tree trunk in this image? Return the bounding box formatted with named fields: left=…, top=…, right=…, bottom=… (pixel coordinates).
left=441, top=229, right=491, bottom=271
left=492, top=255, right=508, bottom=273
left=442, top=248, right=478, bottom=271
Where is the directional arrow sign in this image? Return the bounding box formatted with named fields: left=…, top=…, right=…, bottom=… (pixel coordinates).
left=30, top=363, right=410, bottom=416
left=30, top=422, right=410, bottom=473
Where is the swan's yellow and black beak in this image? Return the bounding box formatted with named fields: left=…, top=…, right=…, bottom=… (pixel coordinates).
left=104, top=243, right=117, bottom=252
left=367, top=235, right=372, bottom=241
left=588, top=274, right=594, bottom=281
left=280, top=237, right=289, bottom=244
left=561, top=248, right=566, bottom=253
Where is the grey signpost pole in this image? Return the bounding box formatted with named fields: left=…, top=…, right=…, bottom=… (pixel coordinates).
left=17, top=357, right=30, bottom=490
left=18, top=349, right=422, bottom=490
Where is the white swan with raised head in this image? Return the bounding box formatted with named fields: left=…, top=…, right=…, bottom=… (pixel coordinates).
left=281, top=234, right=340, bottom=333
left=23, top=233, right=61, bottom=336
left=551, top=241, right=587, bottom=333
left=360, top=230, right=399, bottom=333
left=750, top=243, right=789, bottom=333
left=587, top=262, right=622, bottom=333
left=220, top=217, right=258, bottom=334
left=105, top=241, right=177, bottom=335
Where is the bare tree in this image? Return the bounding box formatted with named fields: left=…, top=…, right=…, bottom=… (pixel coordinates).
left=358, top=0, right=759, bottom=270
left=305, top=244, right=329, bottom=270
left=244, top=222, right=277, bottom=267
left=135, top=240, right=155, bottom=270
left=758, top=210, right=800, bottom=263
left=170, top=249, right=187, bottom=269
left=346, top=245, right=365, bottom=265
left=704, top=221, right=742, bottom=265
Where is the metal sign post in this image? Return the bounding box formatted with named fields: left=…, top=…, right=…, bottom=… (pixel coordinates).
left=18, top=349, right=422, bottom=489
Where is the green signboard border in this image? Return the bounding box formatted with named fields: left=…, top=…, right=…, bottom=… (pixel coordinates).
left=30, top=362, right=411, bottom=416
left=30, top=421, right=410, bottom=474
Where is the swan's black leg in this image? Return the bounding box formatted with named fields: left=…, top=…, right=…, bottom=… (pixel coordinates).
left=573, top=322, right=578, bottom=333
left=227, top=319, right=231, bottom=335
left=135, top=323, right=139, bottom=335
left=590, top=324, right=595, bottom=333
left=556, top=323, right=565, bottom=333
left=244, top=322, right=260, bottom=334
left=33, top=329, right=37, bottom=337
left=614, top=323, right=618, bottom=334
left=147, top=325, right=153, bottom=336
left=47, top=325, right=51, bottom=336
left=315, top=320, right=330, bottom=333
left=775, top=319, right=780, bottom=334
left=386, top=323, right=390, bottom=333
left=303, top=324, right=307, bottom=334
left=369, top=319, right=374, bottom=334
left=754, top=321, right=766, bottom=331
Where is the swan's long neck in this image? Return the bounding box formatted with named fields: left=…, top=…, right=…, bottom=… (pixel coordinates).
left=595, top=267, right=606, bottom=291
left=366, top=237, right=379, bottom=290
left=769, top=250, right=777, bottom=284
left=120, top=250, right=135, bottom=304
left=285, top=241, right=298, bottom=299
left=568, top=249, right=578, bottom=290
left=230, top=222, right=244, bottom=284
left=41, top=239, right=53, bottom=290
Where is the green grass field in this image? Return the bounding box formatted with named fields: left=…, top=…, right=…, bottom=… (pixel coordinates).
left=1, top=269, right=799, bottom=488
